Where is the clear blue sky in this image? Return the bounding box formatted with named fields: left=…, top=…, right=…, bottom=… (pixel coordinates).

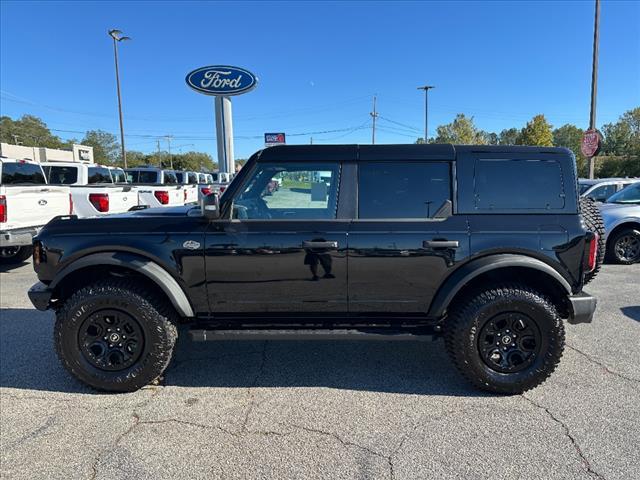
left=1, top=0, right=639, bottom=160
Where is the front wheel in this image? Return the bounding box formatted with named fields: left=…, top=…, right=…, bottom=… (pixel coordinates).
left=445, top=285, right=565, bottom=394
left=54, top=279, right=178, bottom=392
left=607, top=228, right=640, bottom=265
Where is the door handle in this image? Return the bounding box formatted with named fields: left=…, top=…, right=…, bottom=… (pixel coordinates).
left=303, top=240, right=338, bottom=249
left=423, top=240, right=459, bottom=249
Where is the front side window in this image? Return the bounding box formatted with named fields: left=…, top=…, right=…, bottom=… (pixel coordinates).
left=607, top=182, right=640, bottom=204
left=358, top=162, right=451, bottom=219
left=87, top=167, right=113, bottom=184
left=233, top=163, right=340, bottom=220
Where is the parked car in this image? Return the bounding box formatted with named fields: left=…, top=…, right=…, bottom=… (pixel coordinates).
left=579, top=178, right=638, bottom=202
left=125, top=167, right=186, bottom=208
left=29, top=144, right=600, bottom=394
left=599, top=182, right=640, bottom=264
left=0, top=157, right=71, bottom=264
left=42, top=162, right=138, bottom=217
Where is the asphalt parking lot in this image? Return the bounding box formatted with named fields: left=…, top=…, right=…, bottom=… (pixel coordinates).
left=1, top=261, right=639, bottom=479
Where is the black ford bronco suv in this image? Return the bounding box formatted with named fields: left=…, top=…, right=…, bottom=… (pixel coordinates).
left=28, top=144, right=602, bottom=394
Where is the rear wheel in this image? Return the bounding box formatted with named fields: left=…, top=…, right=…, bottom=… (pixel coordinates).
left=607, top=228, right=640, bottom=264
left=579, top=197, right=605, bottom=283
left=54, top=278, right=178, bottom=392
left=0, top=246, right=33, bottom=265
left=445, top=285, right=565, bottom=394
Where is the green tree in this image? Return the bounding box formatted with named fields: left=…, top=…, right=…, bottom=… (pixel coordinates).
left=124, top=150, right=151, bottom=167
left=434, top=114, right=486, bottom=144
left=82, top=130, right=120, bottom=164
left=0, top=114, right=64, bottom=147
left=517, top=114, right=554, bottom=146
left=597, top=107, right=640, bottom=177
left=553, top=124, right=586, bottom=176
left=479, top=131, right=499, bottom=145
left=498, top=128, right=519, bottom=145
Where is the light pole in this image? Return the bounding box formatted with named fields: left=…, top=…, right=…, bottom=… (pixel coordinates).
left=108, top=29, right=130, bottom=168
left=588, top=0, right=600, bottom=179
left=417, top=85, right=435, bottom=143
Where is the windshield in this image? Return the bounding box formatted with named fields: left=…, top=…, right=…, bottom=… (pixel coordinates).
left=87, top=166, right=114, bottom=184
left=579, top=183, right=592, bottom=195
left=111, top=169, right=128, bottom=183
left=606, top=183, right=640, bottom=204
left=1, top=161, right=47, bottom=184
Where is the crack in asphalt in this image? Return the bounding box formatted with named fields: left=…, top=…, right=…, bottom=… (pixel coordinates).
left=2, top=416, right=56, bottom=451
left=240, top=341, right=268, bottom=433
left=522, top=395, right=606, bottom=480
left=90, top=412, right=141, bottom=480
left=567, top=343, right=640, bottom=384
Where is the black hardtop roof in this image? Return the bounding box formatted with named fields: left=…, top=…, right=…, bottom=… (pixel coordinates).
left=255, top=144, right=571, bottom=162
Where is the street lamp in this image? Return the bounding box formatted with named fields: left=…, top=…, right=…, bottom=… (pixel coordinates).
left=108, top=29, right=131, bottom=168
left=417, top=85, right=435, bottom=143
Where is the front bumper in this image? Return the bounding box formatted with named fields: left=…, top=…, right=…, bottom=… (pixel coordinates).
left=0, top=227, right=41, bottom=247
left=28, top=282, right=52, bottom=311
left=568, top=292, right=597, bottom=324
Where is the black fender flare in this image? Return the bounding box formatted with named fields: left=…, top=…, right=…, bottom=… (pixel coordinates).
left=50, top=251, right=195, bottom=318
left=427, top=254, right=572, bottom=318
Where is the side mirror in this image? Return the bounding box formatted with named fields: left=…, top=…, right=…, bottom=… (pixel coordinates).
left=201, top=193, right=220, bottom=220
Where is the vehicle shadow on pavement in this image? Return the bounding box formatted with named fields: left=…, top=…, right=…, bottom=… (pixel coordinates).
left=0, top=260, right=31, bottom=274
left=0, top=308, right=483, bottom=397
left=620, top=306, right=640, bottom=322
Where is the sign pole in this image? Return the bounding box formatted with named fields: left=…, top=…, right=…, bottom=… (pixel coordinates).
left=215, top=96, right=235, bottom=173
left=588, top=0, right=600, bottom=179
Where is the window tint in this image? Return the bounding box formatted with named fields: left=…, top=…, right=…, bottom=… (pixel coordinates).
left=358, top=162, right=451, bottom=219
left=111, top=169, right=127, bottom=183
left=607, top=182, right=640, bottom=204
left=474, top=159, right=564, bottom=210
left=47, top=166, right=78, bottom=184
left=175, top=172, right=185, bottom=183
left=163, top=171, right=178, bottom=184
left=212, top=173, right=219, bottom=182
left=1, top=162, right=46, bottom=184
left=587, top=184, right=617, bottom=202
left=87, top=167, right=113, bottom=184
left=199, top=173, right=207, bottom=183
left=188, top=173, right=198, bottom=184
left=233, top=163, right=340, bottom=220
left=125, top=170, right=159, bottom=183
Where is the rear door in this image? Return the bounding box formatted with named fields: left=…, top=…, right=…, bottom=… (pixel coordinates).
left=348, top=154, right=468, bottom=314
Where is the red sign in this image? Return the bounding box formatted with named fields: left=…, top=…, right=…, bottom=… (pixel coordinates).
left=581, top=129, right=601, bottom=157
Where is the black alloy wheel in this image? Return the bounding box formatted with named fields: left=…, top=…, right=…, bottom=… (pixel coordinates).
left=79, top=309, right=145, bottom=371
left=478, top=312, right=542, bottom=373
left=613, top=231, right=640, bottom=264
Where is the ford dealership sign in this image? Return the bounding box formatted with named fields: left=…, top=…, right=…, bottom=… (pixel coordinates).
left=185, top=65, right=258, bottom=96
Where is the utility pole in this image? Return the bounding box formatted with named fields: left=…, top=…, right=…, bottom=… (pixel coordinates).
left=370, top=95, right=378, bottom=144
left=165, top=135, right=173, bottom=169
left=588, top=0, right=600, bottom=179
left=156, top=139, right=161, bottom=166
left=310, top=137, right=313, bottom=145
left=11, top=134, right=20, bottom=145
left=417, top=85, right=435, bottom=143
left=108, top=29, right=131, bottom=168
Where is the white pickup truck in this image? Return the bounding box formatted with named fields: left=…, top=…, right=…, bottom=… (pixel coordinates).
left=42, top=162, right=139, bottom=217
left=1, top=158, right=71, bottom=264
left=175, top=171, right=199, bottom=204
left=125, top=167, right=186, bottom=208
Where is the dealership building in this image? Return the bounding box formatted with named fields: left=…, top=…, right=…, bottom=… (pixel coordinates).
left=0, top=142, right=94, bottom=163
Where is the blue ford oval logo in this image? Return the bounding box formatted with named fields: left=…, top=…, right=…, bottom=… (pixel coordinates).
left=185, top=65, right=258, bottom=96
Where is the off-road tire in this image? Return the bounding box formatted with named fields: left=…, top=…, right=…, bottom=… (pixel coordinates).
left=606, top=227, right=640, bottom=265
left=54, top=278, right=178, bottom=392
left=0, top=246, right=33, bottom=265
left=579, top=197, right=605, bottom=283
left=445, top=285, right=565, bottom=395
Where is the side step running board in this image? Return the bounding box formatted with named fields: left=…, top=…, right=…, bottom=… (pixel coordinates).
left=189, top=329, right=435, bottom=342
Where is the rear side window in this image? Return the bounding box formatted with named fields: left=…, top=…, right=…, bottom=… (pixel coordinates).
left=358, top=162, right=451, bottom=219
left=188, top=173, right=198, bottom=184
left=163, top=171, right=178, bottom=184
left=87, top=167, right=113, bottom=184
left=47, top=166, right=78, bottom=184
left=126, top=170, right=158, bottom=183
left=1, top=162, right=46, bottom=184
left=474, top=159, right=565, bottom=210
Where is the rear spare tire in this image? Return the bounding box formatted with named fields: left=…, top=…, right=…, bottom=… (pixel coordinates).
left=579, top=197, right=605, bottom=283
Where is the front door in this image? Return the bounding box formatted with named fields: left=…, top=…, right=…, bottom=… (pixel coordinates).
left=205, top=161, right=348, bottom=314
left=348, top=159, right=469, bottom=315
